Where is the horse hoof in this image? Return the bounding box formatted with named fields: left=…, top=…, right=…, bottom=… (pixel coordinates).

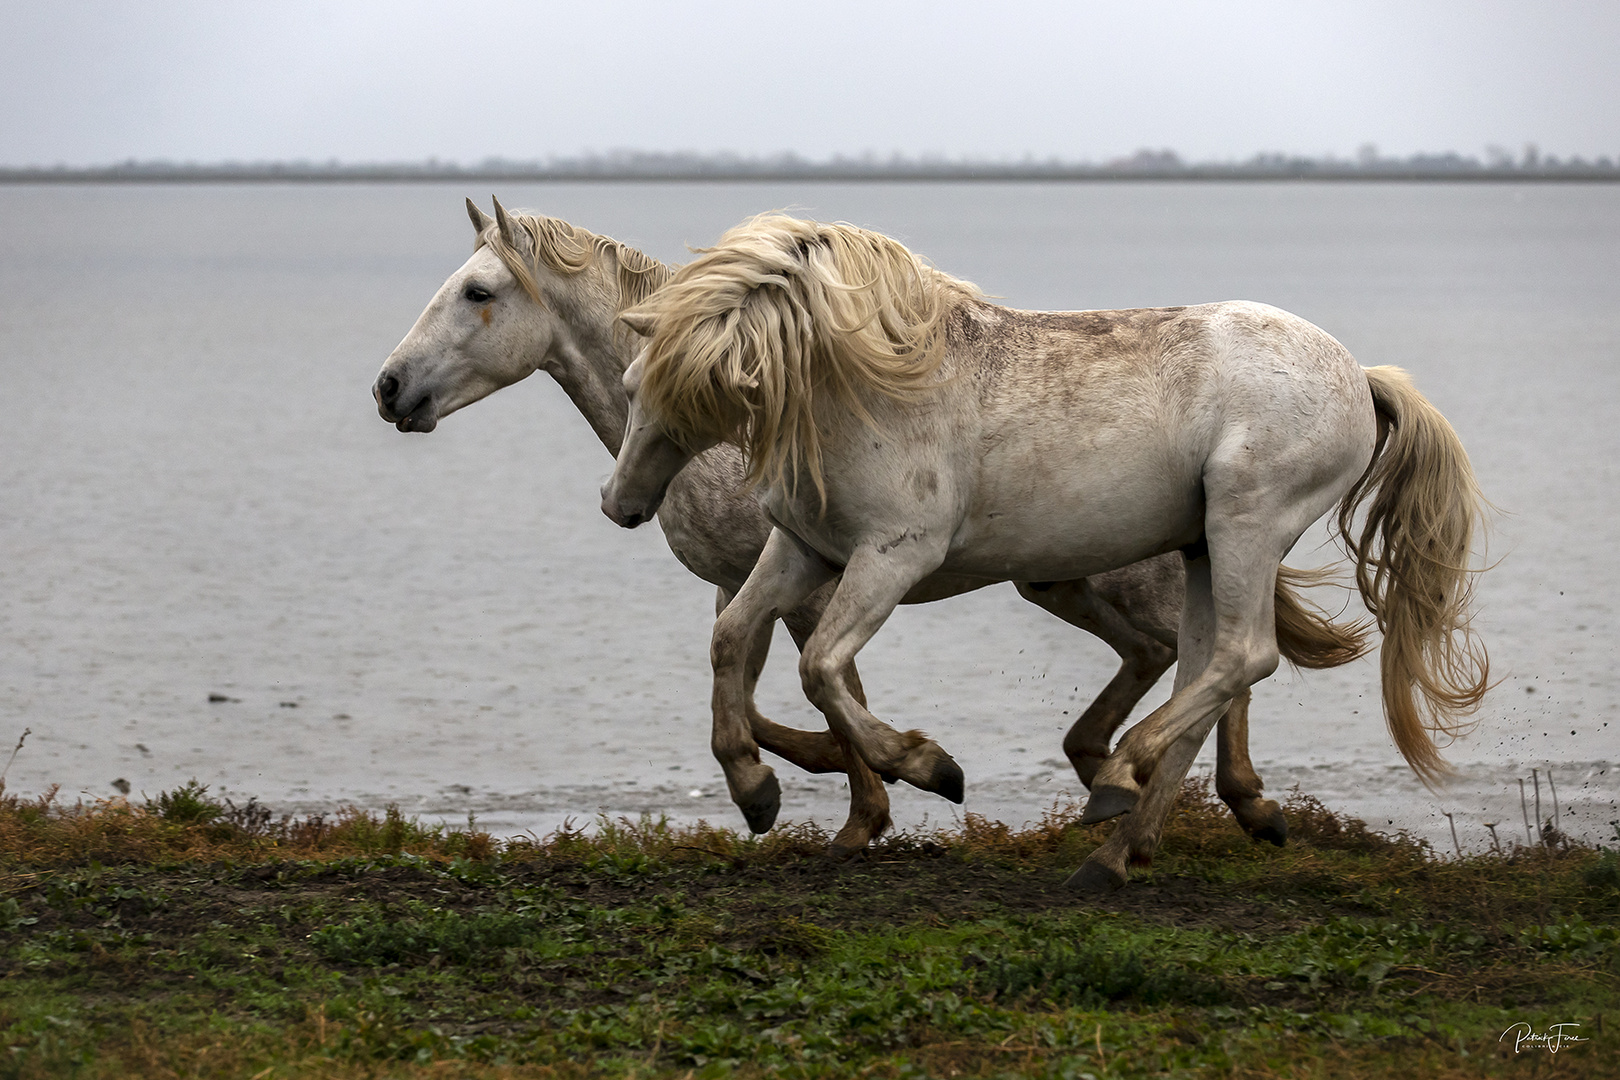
left=1231, top=797, right=1288, bottom=847
left=895, top=741, right=964, bottom=802
left=1065, top=858, right=1127, bottom=893
left=738, top=773, right=781, bottom=834
left=829, top=817, right=884, bottom=858
left=1080, top=784, right=1138, bottom=824
left=1250, top=808, right=1288, bottom=847
left=931, top=755, right=965, bottom=804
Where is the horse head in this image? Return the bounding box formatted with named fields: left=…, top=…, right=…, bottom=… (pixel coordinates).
left=600, top=339, right=718, bottom=528
left=373, top=197, right=624, bottom=434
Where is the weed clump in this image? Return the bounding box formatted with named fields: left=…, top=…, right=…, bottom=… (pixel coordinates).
left=979, top=938, right=1223, bottom=1007
left=146, top=779, right=221, bottom=824
left=309, top=898, right=560, bottom=966
left=1585, top=848, right=1620, bottom=890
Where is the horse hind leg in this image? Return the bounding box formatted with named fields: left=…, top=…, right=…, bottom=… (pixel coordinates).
left=1016, top=578, right=1177, bottom=788
left=1216, top=688, right=1287, bottom=845
left=1042, top=557, right=1289, bottom=840
left=1070, top=551, right=1228, bottom=890
left=1080, top=525, right=1287, bottom=811
left=1074, top=446, right=1347, bottom=888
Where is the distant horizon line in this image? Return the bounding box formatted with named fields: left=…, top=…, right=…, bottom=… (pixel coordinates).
left=5, top=148, right=1619, bottom=183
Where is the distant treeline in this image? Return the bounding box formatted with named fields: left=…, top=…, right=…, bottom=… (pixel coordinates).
left=5, top=148, right=1619, bottom=183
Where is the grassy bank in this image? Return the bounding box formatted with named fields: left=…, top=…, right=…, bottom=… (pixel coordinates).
left=0, top=780, right=1614, bottom=1078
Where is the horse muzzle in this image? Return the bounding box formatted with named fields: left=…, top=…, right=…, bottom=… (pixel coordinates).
left=600, top=484, right=664, bottom=530
left=373, top=371, right=438, bottom=432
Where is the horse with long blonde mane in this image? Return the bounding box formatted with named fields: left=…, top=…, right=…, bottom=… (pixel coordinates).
left=604, top=214, right=1488, bottom=890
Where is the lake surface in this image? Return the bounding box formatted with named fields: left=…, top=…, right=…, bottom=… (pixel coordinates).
left=1, top=181, right=1616, bottom=851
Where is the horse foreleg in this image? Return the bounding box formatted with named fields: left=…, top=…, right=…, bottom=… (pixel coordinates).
left=1015, top=579, right=1176, bottom=787
left=710, top=530, right=835, bottom=833
left=799, top=544, right=963, bottom=803
left=712, top=584, right=853, bottom=775
left=1215, top=688, right=1287, bottom=845
left=776, top=585, right=894, bottom=854
left=716, top=579, right=896, bottom=855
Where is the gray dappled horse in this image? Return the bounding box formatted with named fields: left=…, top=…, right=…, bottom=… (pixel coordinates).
left=603, top=215, right=1487, bottom=889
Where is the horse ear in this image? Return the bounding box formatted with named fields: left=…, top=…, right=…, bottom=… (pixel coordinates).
left=491, top=195, right=517, bottom=248
left=466, top=197, right=494, bottom=235
left=618, top=310, right=658, bottom=337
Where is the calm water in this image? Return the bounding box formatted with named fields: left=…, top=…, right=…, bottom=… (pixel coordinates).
left=1, top=181, right=1616, bottom=849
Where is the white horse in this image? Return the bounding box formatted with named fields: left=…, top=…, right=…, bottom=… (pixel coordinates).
left=375, top=200, right=1360, bottom=855
left=602, top=215, right=1489, bottom=889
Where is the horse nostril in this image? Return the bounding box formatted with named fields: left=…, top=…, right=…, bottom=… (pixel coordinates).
left=377, top=374, right=400, bottom=406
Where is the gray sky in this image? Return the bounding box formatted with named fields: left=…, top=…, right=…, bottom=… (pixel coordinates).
left=3, top=0, right=1617, bottom=167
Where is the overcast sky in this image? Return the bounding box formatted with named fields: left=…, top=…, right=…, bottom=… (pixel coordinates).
left=2, top=1, right=1617, bottom=167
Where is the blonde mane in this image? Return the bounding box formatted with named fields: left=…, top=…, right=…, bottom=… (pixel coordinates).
left=627, top=215, right=981, bottom=507
left=477, top=212, right=673, bottom=313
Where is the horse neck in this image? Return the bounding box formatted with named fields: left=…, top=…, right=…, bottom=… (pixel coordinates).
left=543, top=254, right=665, bottom=456
left=547, top=313, right=633, bottom=455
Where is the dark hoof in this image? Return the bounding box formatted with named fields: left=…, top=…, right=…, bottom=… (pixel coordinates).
left=738, top=774, right=781, bottom=834
left=1065, top=859, right=1126, bottom=892
left=1250, top=809, right=1288, bottom=847
left=1080, top=784, right=1138, bottom=824
left=826, top=841, right=863, bottom=862
left=932, top=755, right=965, bottom=804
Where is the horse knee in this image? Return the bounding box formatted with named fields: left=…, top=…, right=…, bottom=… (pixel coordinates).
left=1063, top=712, right=1111, bottom=756
left=798, top=650, right=842, bottom=712
left=710, top=609, right=758, bottom=673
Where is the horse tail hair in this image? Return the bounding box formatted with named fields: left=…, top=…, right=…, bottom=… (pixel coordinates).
left=1273, top=565, right=1372, bottom=670
left=1338, top=365, right=1489, bottom=785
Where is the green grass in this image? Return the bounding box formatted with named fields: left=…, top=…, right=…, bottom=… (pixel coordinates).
left=0, top=780, right=1614, bottom=1078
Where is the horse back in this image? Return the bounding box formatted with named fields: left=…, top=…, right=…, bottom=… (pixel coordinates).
left=937, top=300, right=1367, bottom=579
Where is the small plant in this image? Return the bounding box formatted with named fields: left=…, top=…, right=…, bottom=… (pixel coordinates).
left=0, top=897, right=37, bottom=932
left=1584, top=848, right=1620, bottom=890
left=147, top=780, right=222, bottom=825
left=308, top=896, right=568, bottom=966
left=978, top=937, right=1222, bottom=1007
left=1518, top=914, right=1620, bottom=958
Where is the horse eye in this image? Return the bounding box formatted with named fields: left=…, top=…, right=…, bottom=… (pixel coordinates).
left=463, top=284, right=493, bottom=304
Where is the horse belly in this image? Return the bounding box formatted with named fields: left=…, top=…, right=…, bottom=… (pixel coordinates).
left=944, top=456, right=1205, bottom=581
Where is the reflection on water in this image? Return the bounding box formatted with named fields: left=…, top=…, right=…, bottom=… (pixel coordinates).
left=0, top=181, right=1616, bottom=848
